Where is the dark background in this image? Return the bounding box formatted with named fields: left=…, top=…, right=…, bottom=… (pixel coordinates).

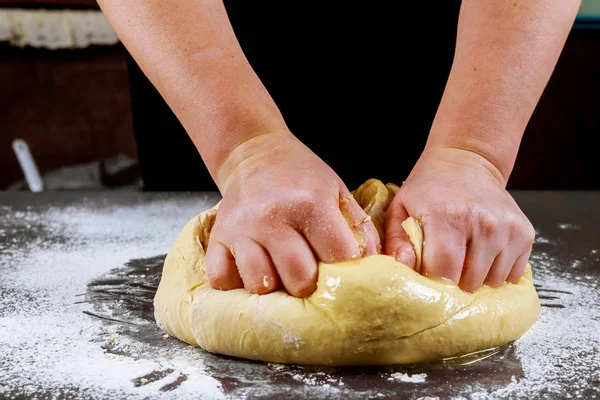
left=1, top=1, right=599, bottom=191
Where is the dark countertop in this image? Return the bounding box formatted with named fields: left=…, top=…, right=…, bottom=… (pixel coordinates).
left=1, top=190, right=599, bottom=399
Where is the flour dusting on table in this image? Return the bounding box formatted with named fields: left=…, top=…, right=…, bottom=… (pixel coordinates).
left=0, top=195, right=224, bottom=399
left=1, top=194, right=599, bottom=399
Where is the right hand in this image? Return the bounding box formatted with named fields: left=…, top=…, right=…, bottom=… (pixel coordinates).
left=205, top=131, right=381, bottom=297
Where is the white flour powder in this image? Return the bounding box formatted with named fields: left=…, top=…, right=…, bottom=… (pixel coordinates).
left=388, top=373, right=427, bottom=383
left=1, top=197, right=599, bottom=399
left=0, top=196, right=225, bottom=399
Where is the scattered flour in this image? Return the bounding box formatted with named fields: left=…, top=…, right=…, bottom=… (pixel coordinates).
left=0, top=195, right=225, bottom=399
left=387, top=373, right=427, bottom=383
left=471, top=250, right=600, bottom=399
left=556, top=223, right=582, bottom=230
left=1, top=195, right=599, bottom=399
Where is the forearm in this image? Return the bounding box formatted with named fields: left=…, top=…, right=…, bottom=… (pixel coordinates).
left=97, top=0, right=288, bottom=187
left=425, top=0, right=581, bottom=183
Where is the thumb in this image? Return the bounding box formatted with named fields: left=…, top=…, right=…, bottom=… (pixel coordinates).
left=338, top=191, right=381, bottom=257
left=384, top=203, right=417, bottom=270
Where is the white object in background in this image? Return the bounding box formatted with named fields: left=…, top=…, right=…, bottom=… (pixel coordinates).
left=12, top=139, right=44, bottom=192
left=0, top=9, right=119, bottom=50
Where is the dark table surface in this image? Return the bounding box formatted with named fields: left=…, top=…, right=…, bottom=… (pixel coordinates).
left=1, top=190, right=599, bottom=400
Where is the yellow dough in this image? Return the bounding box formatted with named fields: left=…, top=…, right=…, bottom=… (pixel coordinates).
left=154, top=179, right=540, bottom=366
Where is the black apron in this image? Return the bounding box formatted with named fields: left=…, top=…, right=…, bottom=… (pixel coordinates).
left=127, top=1, right=462, bottom=191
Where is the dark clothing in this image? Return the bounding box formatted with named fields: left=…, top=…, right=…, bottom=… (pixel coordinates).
left=127, top=1, right=462, bottom=191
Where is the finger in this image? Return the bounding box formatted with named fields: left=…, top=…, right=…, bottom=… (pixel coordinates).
left=484, top=251, right=517, bottom=288
left=507, top=251, right=531, bottom=284
left=205, top=240, right=243, bottom=290
left=265, top=229, right=318, bottom=298
left=384, top=202, right=417, bottom=269
left=339, top=190, right=381, bottom=256
left=232, top=237, right=281, bottom=295
left=300, top=204, right=361, bottom=264
left=420, top=217, right=465, bottom=285
left=507, top=224, right=535, bottom=283
left=459, top=239, right=497, bottom=292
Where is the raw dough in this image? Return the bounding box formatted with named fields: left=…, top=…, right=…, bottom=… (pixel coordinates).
left=154, top=179, right=540, bottom=366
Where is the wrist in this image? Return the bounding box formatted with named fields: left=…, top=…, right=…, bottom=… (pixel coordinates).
left=187, top=98, right=289, bottom=188
left=419, top=146, right=508, bottom=187
left=212, top=129, right=296, bottom=192
left=425, top=117, right=520, bottom=185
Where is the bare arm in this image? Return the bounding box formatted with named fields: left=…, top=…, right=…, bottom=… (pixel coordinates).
left=97, top=0, right=381, bottom=297
left=386, top=0, right=581, bottom=292
left=425, top=0, right=581, bottom=183
left=96, top=0, right=288, bottom=189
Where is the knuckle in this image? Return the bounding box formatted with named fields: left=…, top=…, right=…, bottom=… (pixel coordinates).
left=445, top=203, right=470, bottom=227
left=423, top=243, right=463, bottom=281
left=291, top=189, right=320, bottom=212
left=206, top=268, right=231, bottom=289
left=275, top=256, right=317, bottom=297
left=438, top=245, right=463, bottom=268
left=505, top=213, right=521, bottom=234
left=463, top=280, right=481, bottom=293
left=475, top=209, right=499, bottom=236
left=277, top=252, right=304, bottom=271
left=485, top=274, right=505, bottom=288
left=286, top=277, right=317, bottom=298
left=460, top=270, right=486, bottom=292
left=508, top=263, right=527, bottom=282
left=523, top=223, right=536, bottom=244
left=506, top=213, right=535, bottom=243
left=245, top=278, right=275, bottom=295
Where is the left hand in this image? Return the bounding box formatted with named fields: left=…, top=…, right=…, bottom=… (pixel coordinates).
left=384, top=147, right=535, bottom=292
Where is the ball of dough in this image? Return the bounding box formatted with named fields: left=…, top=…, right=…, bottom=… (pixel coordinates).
left=154, top=179, right=540, bottom=366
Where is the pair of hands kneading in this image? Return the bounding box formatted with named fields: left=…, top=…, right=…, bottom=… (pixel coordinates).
left=96, top=0, right=576, bottom=367
left=205, top=131, right=536, bottom=297
left=153, top=136, right=541, bottom=365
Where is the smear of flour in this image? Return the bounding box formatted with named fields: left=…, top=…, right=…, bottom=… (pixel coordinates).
left=0, top=195, right=225, bottom=399
left=471, top=249, right=600, bottom=399
left=1, top=197, right=599, bottom=399
left=387, top=373, right=427, bottom=383
left=556, top=223, right=582, bottom=230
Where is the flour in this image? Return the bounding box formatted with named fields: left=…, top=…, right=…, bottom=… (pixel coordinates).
left=1, top=194, right=599, bottom=399
left=387, top=372, right=427, bottom=383
left=556, top=223, right=582, bottom=230
left=0, top=194, right=225, bottom=399
left=470, top=250, right=600, bottom=399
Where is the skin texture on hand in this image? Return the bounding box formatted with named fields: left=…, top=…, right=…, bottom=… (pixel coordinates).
left=426, top=0, right=581, bottom=181
left=98, top=0, right=580, bottom=295
left=96, top=0, right=382, bottom=298
left=206, top=132, right=381, bottom=297
left=385, top=148, right=535, bottom=293
left=383, top=0, right=580, bottom=292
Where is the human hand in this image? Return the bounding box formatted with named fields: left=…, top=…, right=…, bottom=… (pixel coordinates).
left=384, top=147, right=535, bottom=292
left=205, top=131, right=381, bottom=297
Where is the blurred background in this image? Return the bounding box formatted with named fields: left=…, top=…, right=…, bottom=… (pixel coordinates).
left=1, top=0, right=599, bottom=192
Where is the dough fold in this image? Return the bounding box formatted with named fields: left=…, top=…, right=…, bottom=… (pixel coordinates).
left=154, top=179, right=540, bottom=366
